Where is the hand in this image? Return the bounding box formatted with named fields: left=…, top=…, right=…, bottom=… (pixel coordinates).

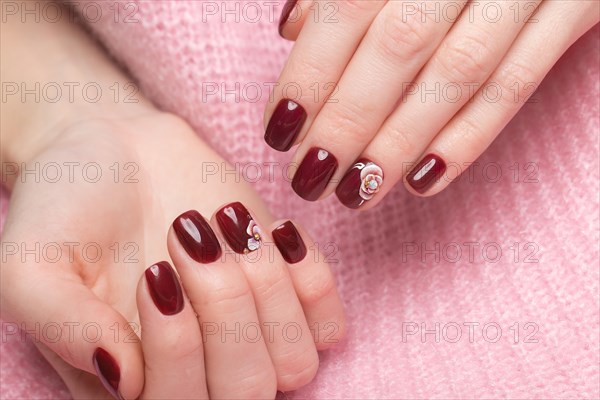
left=265, top=0, right=599, bottom=207
left=1, top=114, right=345, bottom=399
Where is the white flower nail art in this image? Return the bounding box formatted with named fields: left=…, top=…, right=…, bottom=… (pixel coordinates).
left=359, top=162, right=384, bottom=201
left=245, top=220, right=262, bottom=252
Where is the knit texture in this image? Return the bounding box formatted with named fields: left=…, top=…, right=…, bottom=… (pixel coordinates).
left=1, top=1, right=599, bottom=398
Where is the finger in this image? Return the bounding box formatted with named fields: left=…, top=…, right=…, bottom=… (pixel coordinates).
left=350, top=0, right=541, bottom=206
left=278, top=0, right=314, bottom=40
left=213, top=202, right=319, bottom=391
left=167, top=210, right=277, bottom=399
left=270, top=220, right=345, bottom=350
left=137, top=261, right=208, bottom=399
left=36, top=344, right=109, bottom=400
left=264, top=0, right=386, bottom=152
left=0, top=257, right=143, bottom=400
left=293, top=0, right=465, bottom=203
left=404, top=0, right=599, bottom=195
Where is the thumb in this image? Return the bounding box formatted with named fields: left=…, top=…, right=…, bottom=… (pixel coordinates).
left=1, top=259, right=144, bottom=400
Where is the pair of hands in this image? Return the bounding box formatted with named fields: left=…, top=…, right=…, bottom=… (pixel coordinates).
left=2, top=0, right=597, bottom=399
left=1, top=115, right=345, bottom=399
left=266, top=0, right=599, bottom=208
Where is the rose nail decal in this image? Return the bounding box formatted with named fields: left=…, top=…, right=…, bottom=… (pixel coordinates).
left=359, top=162, right=383, bottom=201
left=216, top=202, right=263, bottom=254
left=336, top=159, right=384, bottom=209
left=246, top=219, right=262, bottom=252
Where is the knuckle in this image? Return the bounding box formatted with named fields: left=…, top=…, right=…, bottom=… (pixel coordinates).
left=152, top=334, right=203, bottom=365
left=251, top=266, right=290, bottom=303
left=203, top=278, right=253, bottom=314
left=277, top=353, right=319, bottom=391
left=452, top=116, right=488, bottom=152
left=337, top=0, right=379, bottom=14
left=435, top=33, right=495, bottom=81
left=298, top=271, right=336, bottom=306
left=151, top=319, right=203, bottom=362
left=322, top=101, right=374, bottom=146
left=234, top=366, right=278, bottom=399
left=375, top=5, right=433, bottom=61
left=493, top=59, right=539, bottom=108
left=381, top=124, right=415, bottom=160
left=288, top=54, right=330, bottom=87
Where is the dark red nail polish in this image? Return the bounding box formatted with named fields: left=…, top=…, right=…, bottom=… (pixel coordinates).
left=216, top=202, right=262, bottom=254
left=173, top=210, right=222, bottom=264
left=406, top=154, right=447, bottom=194
left=278, top=0, right=298, bottom=37
left=145, top=261, right=184, bottom=316
left=93, top=348, right=122, bottom=400
left=272, top=221, right=307, bottom=264
left=336, top=159, right=384, bottom=209
left=265, top=99, right=307, bottom=152
left=292, top=147, right=338, bottom=201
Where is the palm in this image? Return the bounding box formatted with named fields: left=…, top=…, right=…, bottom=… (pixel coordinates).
left=2, top=114, right=273, bottom=399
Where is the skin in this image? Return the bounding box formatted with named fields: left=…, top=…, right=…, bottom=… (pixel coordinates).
left=0, top=3, right=345, bottom=399
left=270, top=0, right=599, bottom=206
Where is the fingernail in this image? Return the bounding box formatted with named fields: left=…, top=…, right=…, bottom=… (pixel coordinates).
left=406, top=154, right=446, bottom=194
left=216, top=202, right=262, bottom=254
left=336, top=159, right=384, bottom=209
left=272, top=221, right=307, bottom=264
left=93, top=348, right=123, bottom=400
left=279, top=0, right=298, bottom=37
left=292, top=147, right=338, bottom=201
left=173, top=210, right=222, bottom=264
left=265, top=99, right=307, bottom=152
left=145, top=261, right=184, bottom=316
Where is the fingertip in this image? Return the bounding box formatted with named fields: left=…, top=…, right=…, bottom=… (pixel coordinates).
left=278, top=0, right=302, bottom=41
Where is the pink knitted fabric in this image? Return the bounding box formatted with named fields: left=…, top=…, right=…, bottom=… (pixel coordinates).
left=1, top=1, right=599, bottom=398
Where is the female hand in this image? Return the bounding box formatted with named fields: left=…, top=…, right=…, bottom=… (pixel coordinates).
left=1, top=5, right=344, bottom=398
left=1, top=114, right=345, bottom=399
left=265, top=0, right=599, bottom=207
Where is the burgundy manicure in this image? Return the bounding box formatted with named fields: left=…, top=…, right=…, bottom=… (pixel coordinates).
left=145, top=261, right=184, bottom=316
left=173, top=210, right=222, bottom=263
left=336, top=159, right=384, bottom=209
left=292, top=147, right=338, bottom=201
left=279, top=0, right=298, bottom=37
left=216, top=202, right=262, bottom=254
left=93, top=348, right=122, bottom=400
left=265, top=99, right=307, bottom=152
left=272, top=221, right=307, bottom=264
left=406, top=154, right=447, bottom=194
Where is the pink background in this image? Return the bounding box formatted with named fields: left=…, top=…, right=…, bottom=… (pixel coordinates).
left=1, top=1, right=599, bottom=398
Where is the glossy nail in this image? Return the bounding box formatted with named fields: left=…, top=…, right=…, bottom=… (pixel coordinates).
left=173, top=210, right=222, bottom=263
left=145, top=261, right=184, bottom=316
left=292, top=147, right=338, bottom=201
left=406, top=154, right=446, bottom=194
left=279, top=0, right=298, bottom=37
left=336, top=159, right=384, bottom=209
left=93, top=348, right=122, bottom=400
left=216, top=202, right=262, bottom=254
left=272, top=221, right=307, bottom=264
left=265, top=99, right=307, bottom=152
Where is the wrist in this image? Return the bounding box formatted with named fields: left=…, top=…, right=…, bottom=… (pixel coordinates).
left=1, top=1, right=154, bottom=166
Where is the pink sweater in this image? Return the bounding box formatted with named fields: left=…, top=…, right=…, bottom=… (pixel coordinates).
left=1, top=1, right=598, bottom=398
